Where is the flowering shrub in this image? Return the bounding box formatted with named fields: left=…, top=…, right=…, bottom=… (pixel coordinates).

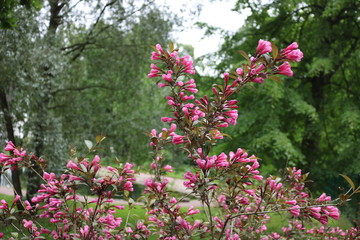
left=0, top=40, right=359, bottom=239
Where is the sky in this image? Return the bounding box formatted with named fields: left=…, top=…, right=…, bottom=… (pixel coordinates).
left=75, top=0, right=249, bottom=59
left=162, top=0, right=250, bottom=58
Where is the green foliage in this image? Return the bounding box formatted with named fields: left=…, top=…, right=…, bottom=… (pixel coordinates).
left=0, top=0, right=178, bottom=201
left=0, top=0, right=41, bottom=28
left=210, top=0, right=360, bottom=209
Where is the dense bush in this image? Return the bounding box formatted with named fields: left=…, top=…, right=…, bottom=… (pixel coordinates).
left=0, top=41, right=359, bottom=239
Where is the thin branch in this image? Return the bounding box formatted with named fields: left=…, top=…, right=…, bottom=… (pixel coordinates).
left=63, top=0, right=84, bottom=16
left=63, top=0, right=155, bottom=62
left=229, top=203, right=341, bottom=219
left=51, top=85, right=113, bottom=95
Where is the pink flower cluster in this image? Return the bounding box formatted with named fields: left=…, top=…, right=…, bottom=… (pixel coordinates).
left=0, top=40, right=358, bottom=240
left=262, top=220, right=360, bottom=239
left=0, top=141, right=27, bottom=169
left=0, top=141, right=138, bottom=239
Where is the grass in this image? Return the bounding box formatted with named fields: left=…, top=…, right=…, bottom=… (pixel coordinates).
left=266, top=212, right=353, bottom=233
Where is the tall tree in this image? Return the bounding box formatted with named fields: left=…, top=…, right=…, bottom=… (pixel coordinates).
left=0, top=0, right=176, bottom=201
left=212, top=0, right=360, bottom=194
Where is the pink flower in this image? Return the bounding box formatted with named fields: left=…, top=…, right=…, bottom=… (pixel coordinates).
left=309, top=207, right=321, bottom=212
left=43, top=172, right=57, bottom=181
left=0, top=200, right=8, bottom=210
left=144, top=178, right=155, bottom=188
left=162, top=70, right=173, bottom=82
left=215, top=152, right=228, bottom=168
left=79, top=225, right=90, bottom=236
left=158, top=83, right=169, bottom=88
left=124, top=181, right=134, bottom=191
left=13, top=149, right=26, bottom=157
left=251, top=175, right=263, bottom=180
left=150, top=51, right=161, bottom=60
left=277, top=62, right=293, bottom=76
left=66, top=160, right=81, bottom=171
left=318, top=216, right=328, bottom=225
left=244, top=189, right=256, bottom=196
left=171, top=133, right=185, bottom=145
left=69, top=174, right=83, bottom=181
left=148, top=64, right=161, bottom=78
left=285, top=200, right=297, bottom=205
left=180, top=55, right=195, bottom=74
left=256, top=39, right=272, bottom=55
left=325, top=206, right=340, bottom=220
left=13, top=195, right=21, bottom=203
left=106, top=166, right=117, bottom=172
left=187, top=206, right=200, bottom=215
left=0, top=153, right=10, bottom=163
left=156, top=44, right=164, bottom=53
left=317, top=193, right=332, bottom=202
left=4, top=141, right=16, bottom=151
left=281, top=42, right=303, bottom=62
left=91, top=155, right=100, bottom=166
left=252, top=77, right=264, bottom=83
left=224, top=110, right=238, bottom=120
left=163, top=165, right=173, bottom=172
left=284, top=49, right=303, bottom=62
left=169, top=123, right=177, bottom=132
left=289, top=205, right=301, bottom=217
left=236, top=68, right=243, bottom=76
left=161, top=117, right=175, bottom=122
left=217, top=122, right=229, bottom=128
left=223, top=72, right=229, bottom=83
left=23, top=219, right=33, bottom=229
left=282, top=42, right=298, bottom=52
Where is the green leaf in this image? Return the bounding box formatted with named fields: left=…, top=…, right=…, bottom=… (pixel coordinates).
left=95, top=135, right=106, bottom=144
left=150, top=45, right=158, bottom=52
left=5, top=216, right=17, bottom=221
left=271, top=42, right=278, bottom=60
left=255, top=56, right=265, bottom=65
left=84, top=140, right=93, bottom=150
left=339, top=194, right=349, bottom=201
left=11, top=232, right=18, bottom=238
left=268, top=75, right=281, bottom=82
left=339, top=174, right=355, bottom=191
left=238, top=50, right=250, bottom=62
left=169, top=41, right=174, bottom=52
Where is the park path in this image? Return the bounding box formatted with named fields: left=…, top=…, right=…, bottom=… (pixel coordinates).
left=0, top=172, right=203, bottom=207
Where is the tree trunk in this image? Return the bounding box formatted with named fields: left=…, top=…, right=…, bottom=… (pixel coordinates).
left=302, top=73, right=331, bottom=186
left=0, top=88, right=24, bottom=210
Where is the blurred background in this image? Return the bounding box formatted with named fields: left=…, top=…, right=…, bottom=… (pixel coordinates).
left=0, top=0, right=359, bottom=224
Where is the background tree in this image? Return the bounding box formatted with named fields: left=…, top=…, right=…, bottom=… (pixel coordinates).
left=207, top=0, right=359, bottom=222
left=0, top=0, right=177, bottom=201
left=0, top=0, right=41, bottom=28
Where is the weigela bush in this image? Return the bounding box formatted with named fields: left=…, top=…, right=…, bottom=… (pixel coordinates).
left=0, top=40, right=359, bottom=239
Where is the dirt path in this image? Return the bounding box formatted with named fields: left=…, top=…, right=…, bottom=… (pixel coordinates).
left=132, top=172, right=192, bottom=194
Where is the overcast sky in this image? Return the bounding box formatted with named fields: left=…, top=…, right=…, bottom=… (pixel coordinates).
left=165, top=0, right=250, bottom=58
